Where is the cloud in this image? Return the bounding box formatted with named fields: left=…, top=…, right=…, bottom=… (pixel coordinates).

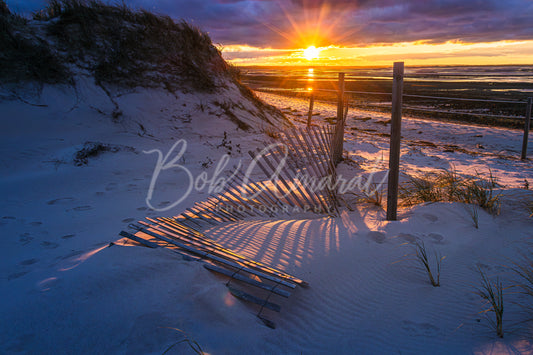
left=7, top=0, right=533, bottom=48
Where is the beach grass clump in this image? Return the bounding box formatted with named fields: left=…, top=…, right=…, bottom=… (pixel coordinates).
left=461, top=170, right=501, bottom=215
left=348, top=182, right=386, bottom=208
left=400, top=168, right=501, bottom=218
left=400, top=173, right=442, bottom=205
left=0, top=1, right=70, bottom=84
left=414, top=240, right=444, bottom=287
left=476, top=267, right=504, bottom=338
left=467, top=204, right=480, bottom=229
left=30, top=0, right=229, bottom=91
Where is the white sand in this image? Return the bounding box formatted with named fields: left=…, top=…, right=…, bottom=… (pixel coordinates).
left=1, top=84, right=533, bottom=354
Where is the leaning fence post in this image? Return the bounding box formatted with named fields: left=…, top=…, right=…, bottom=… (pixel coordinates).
left=386, top=62, right=404, bottom=221
left=521, top=97, right=532, bottom=160
left=334, top=73, right=345, bottom=163
left=307, top=89, right=314, bottom=127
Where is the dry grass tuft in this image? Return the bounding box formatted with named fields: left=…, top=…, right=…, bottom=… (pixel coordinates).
left=477, top=267, right=504, bottom=338
left=400, top=168, right=501, bottom=220
left=414, top=240, right=444, bottom=287
left=346, top=182, right=386, bottom=208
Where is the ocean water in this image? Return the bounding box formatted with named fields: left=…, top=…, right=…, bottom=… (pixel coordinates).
left=242, top=65, right=533, bottom=127
left=242, top=65, right=533, bottom=92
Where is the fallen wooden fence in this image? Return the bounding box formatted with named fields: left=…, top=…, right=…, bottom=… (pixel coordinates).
left=119, top=122, right=346, bottom=327
left=120, top=216, right=307, bottom=328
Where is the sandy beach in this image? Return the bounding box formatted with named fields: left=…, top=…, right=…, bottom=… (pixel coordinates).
left=2, top=79, right=533, bottom=353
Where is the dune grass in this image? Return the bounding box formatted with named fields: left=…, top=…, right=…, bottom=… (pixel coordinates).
left=1, top=0, right=288, bottom=128
left=400, top=168, right=501, bottom=226
left=347, top=182, right=386, bottom=208
left=477, top=267, right=504, bottom=338
left=413, top=240, right=444, bottom=287
left=2, top=0, right=234, bottom=91
left=38, top=0, right=226, bottom=90
left=0, top=0, right=70, bottom=84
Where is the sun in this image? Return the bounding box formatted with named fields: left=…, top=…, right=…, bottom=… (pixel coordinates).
left=303, top=46, right=320, bottom=60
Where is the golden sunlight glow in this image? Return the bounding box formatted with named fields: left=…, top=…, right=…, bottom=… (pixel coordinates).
left=303, top=46, right=320, bottom=60
left=221, top=0, right=533, bottom=67
left=223, top=40, right=533, bottom=66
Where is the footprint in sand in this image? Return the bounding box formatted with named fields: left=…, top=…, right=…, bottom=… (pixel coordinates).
left=423, top=213, right=439, bottom=222
left=20, top=258, right=38, bottom=266
left=1, top=216, right=16, bottom=226
left=72, top=205, right=92, bottom=211
left=122, top=218, right=135, bottom=223
left=29, top=221, right=42, bottom=227
left=60, top=250, right=83, bottom=260
left=396, top=233, right=417, bottom=243
left=40, top=241, right=59, bottom=249
left=367, top=231, right=387, bottom=244
left=401, top=320, right=440, bottom=336
left=8, top=271, right=29, bottom=281
left=19, top=233, right=33, bottom=245
left=137, top=206, right=148, bottom=211
left=61, top=234, right=76, bottom=239
left=105, top=183, right=117, bottom=191
left=47, top=197, right=74, bottom=205
left=428, top=233, right=445, bottom=244
left=95, top=191, right=105, bottom=196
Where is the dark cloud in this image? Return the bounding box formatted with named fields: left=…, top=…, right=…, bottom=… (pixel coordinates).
left=7, top=0, right=533, bottom=47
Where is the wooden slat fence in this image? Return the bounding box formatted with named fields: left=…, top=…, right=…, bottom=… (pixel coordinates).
left=119, top=122, right=344, bottom=327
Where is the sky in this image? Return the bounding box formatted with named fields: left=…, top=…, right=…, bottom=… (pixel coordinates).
left=8, top=0, right=533, bottom=66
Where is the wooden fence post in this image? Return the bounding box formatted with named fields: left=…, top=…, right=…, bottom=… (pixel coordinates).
left=307, top=90, right=314, bottom=127
left=334, top=73, right=345, bottom=163
left=521, top=97, right=532, bottom=160
left=386, top=62, right=404, bottom=221
left=344, top=97, right=349, bottom=120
